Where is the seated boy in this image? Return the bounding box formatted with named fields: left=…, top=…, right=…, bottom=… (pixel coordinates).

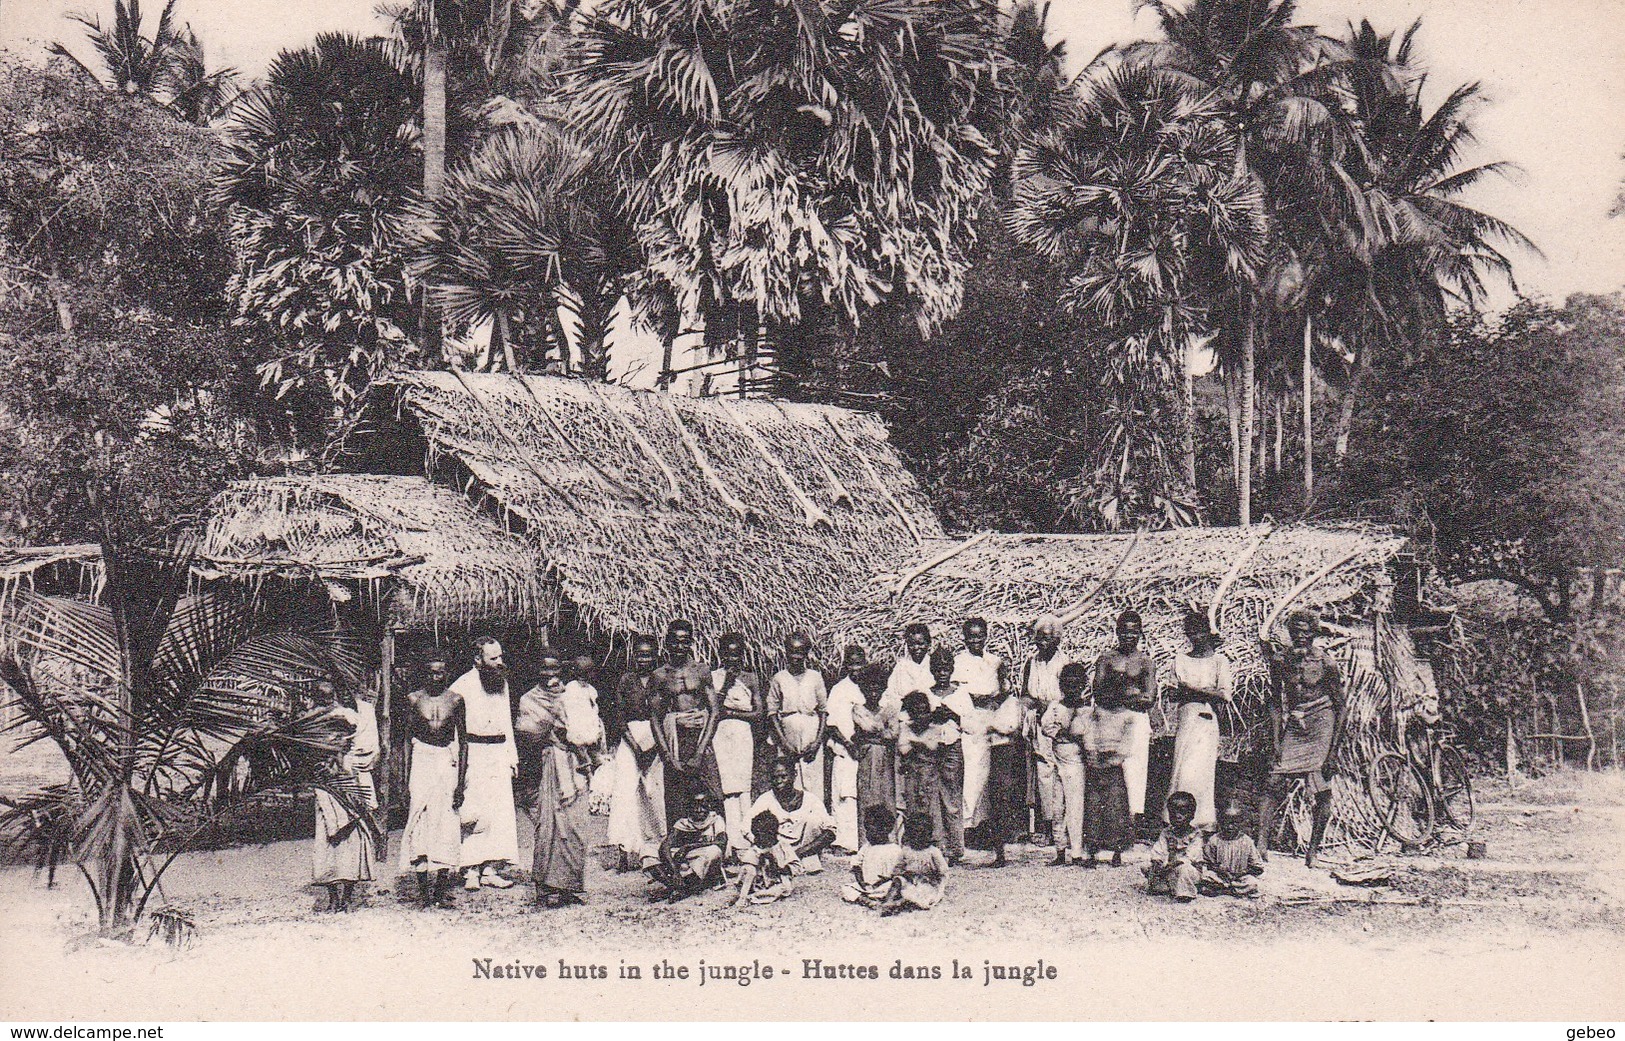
left=1145, top=790, right=1205, bottom=902
left=841, top=805, right=903, bottom=908
left=648, top=791, right=726, bottom=902
left=735, top=810, right=796, bottom=907
left=1200, top=802, right=1266, bottom=898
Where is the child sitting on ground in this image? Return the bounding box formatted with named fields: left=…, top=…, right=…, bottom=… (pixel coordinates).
left=1145, top=790, right=1205, bottom=901
left=1200, top=802, right=1266, bottom=897
left=882, top=811, right=949, bottom=916
left=735, top=810, right=796, bottom=907
left=842, top=805, right=904, bottom=908
left=648, top=791, right=726, bottom=902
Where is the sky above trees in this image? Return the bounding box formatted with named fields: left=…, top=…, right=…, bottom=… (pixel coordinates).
left=3, top=0, right=1621, bottom=309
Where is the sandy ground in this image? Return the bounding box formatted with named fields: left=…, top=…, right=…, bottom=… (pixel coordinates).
left=1, top=766, right=1623, bottom=1021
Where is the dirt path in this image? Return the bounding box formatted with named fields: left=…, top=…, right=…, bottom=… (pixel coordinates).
left=2, top=770, right=1622, bottom=1020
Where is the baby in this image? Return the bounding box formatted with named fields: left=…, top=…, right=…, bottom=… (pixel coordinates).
left=881, top=811, right=948, bottom=916
left=735, top=810, right=796, bottom=906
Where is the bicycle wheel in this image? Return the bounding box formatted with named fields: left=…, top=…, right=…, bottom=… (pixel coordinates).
left=1367, top=751, right=1435, bottom=847
left=1436, top=745, right=1474, bottom=831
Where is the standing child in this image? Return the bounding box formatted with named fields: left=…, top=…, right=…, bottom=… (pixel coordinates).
left=649, top=791, right=727, bottom=901
left=896, top=690, right=943, bottom=844
left=1146, top=791, right=1205, bottom=901
left=1042, top=663, right=1090, bottom=866
left=735, top=810, right=796, bottom=906
left=842, top=805, right=904, bottom=908
left=1079, top=682, right=1134, bottom=867
left=312, top=685, right=378, bottom=913
left=883, top=811, right=949, bottom=915
left=1200, top=802, right=1266, bottom=897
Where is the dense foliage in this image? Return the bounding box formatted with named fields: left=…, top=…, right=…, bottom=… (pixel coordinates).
left=0, top=56, right=258, bottom=544
left=1337, top=294, right=1625, bottom=624
left=213, top=34, right=424, bottom=445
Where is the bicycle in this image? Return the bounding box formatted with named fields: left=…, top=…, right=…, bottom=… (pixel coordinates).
left=1366, top=715, right=1474, bottom=849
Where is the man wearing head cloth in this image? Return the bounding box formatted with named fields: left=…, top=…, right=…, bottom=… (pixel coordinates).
left=1259, top=607, right=1346, bottom=868
left=1021, top=613, right=1070, bottom=845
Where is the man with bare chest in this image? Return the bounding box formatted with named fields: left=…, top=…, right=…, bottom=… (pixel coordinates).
left=400, top=656, right=467, bottom=908
left=651, top=619, right=721, bottom=828
left=1093, top=609, right=1158, bottom=838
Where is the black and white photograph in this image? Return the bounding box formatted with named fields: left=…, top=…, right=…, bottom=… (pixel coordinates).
left=0, top=0, right=1621, bottom=1024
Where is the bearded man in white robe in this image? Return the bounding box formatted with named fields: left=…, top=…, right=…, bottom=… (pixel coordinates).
left=453, top=638, right=518, bottom=890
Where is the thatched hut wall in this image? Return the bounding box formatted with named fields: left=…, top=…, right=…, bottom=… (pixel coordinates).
left=388, top=372, right=942, bottom=654
left=825, top=525, right=1433, bottom=851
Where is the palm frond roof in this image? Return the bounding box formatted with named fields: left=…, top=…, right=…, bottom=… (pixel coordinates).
left=193, top=473, right=557, bottom=631
left=385, top=371, right=941, bottom=649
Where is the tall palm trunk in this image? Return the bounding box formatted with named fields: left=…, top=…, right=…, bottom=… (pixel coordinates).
left=1180, top=328, right=1197, bottom=489
left=1224, top=371, right=1240, bottom=486
left=423, top=33, right=448, bottom=363
left=1273, top=393, right=1283, bottom=475
left=1303, top=313, right=1314, bottom=498
left=1238, top=297, right=1256, bottom=527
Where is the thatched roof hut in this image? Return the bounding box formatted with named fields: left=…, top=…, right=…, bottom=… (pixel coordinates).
left=194, top=474, right=558, bottom=632
left=0, top=543, right=103, bottom=601
left=824, top=523, right=1430, bottom=850
left=828, top=524, right=1407, bottom=686
left=379, top=371, right=941, bottom=650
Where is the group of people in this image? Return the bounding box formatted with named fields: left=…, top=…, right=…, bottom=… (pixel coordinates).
left=309, top=604, right=1347, bottom=913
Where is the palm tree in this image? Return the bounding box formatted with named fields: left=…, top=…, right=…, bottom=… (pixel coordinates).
left=162, top=27, right=240, bottom=125
left=0, top=518, right=363, bottom=937
left=1316, top=18, right=1533, bottom=462
left=564, top=0, right=1010, bottom=392
left=52, top=0, right=184, bottom=98
left=1011, top=62, right=1269, bottom=526
left=1125, top=0, right=1352, bottom=526
left=387, top=0, right=581, bottom=364
left=213, top=33, right=422, bottom=447
left=52, top=1, right=241, bottom=125
left=410, top=124, right=639, bottom=374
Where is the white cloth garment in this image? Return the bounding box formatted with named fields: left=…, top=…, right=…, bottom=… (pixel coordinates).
left=884, top=653, right=934, bottom=714
left=607, top=719, right=665, bottom=859
left=769, top=668, right=828, bottom=808
left=1122, top=709, right=1153, bottom=818
left=826, top=677, right=862, bottom=850
left=953, top=649, right=1003, bottom=828
left=1024, top=652, right=1069, bottom=826
left=1169, top=651, right=1233, bottom=828
left=749, top=789, right=835, bottom=874
left=452, top=668, right=519, bottom=868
